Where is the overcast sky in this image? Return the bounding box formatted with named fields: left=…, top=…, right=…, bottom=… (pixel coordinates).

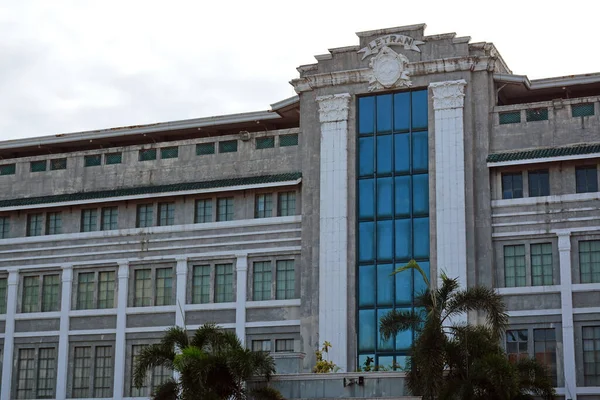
left=1, top=1, right=598, bottom=140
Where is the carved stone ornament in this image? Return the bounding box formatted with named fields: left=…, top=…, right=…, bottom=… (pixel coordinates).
left=316, top=93, right=351, bottom=123
left=429, top=80, right=467, bottom=110
left=367, top=46, right=411, bottom=92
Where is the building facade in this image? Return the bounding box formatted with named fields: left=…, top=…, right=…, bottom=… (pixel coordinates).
left=0, top=23, right=599, bottom=399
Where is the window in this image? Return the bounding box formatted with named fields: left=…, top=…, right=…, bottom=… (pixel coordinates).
left=133, top=267, right=174, bottom=307
left=81, top=209, right=98, bottom=232
left=0, top=216, right=10, bottom=239
left=196, top=143, right=215, bottom=155
left=94, top=346, right=113, bottom=397
left=499, top=111, right=521, bottom=124
left=105, top=152, right=122, bottom=165
left=101, top=207, right=118, bottom=230
left=22, top=276, right=40, bottom=313
left=504, top=245, right=526, bottom=287
left=27, top=213, right=43, bottom=236
left=580, top=240, right=600, bottom=284
left=275, top=339, right=294, bottom=352
left=77, top=272, right=95, bottom=310
left=533, top=328, right=557, bottom=386
left=98, top=271, right=116, bottom=309
left=84, top=155, right=102, bottom=167
left=160, top=146, right=179, bottom=159
left=528, top=170, right=550, bottom=197
left=16, top=347, right=57, bottom=399
left=194, top=199, right=212, bottom=223
left=253, top=261, right=272, bottom=301
left=572, top=103, right=595, bottom=117
left=0, top=163, right=16, bottom=175
left=155, top=268, right=173, bottom=306
left=76, top=270, right=115, bottom=310
left=137, top=204, right=154, bottom=228
left=50, top=158, right=67, bottom=170
left=526, top=108, right=548, bottom=122
left=502, top=173, right=523, bottom=199
left=22, top=274, right=60, bottom=313
left=506, top=330, right=528, bottom=362
left=276, top=260, right=295, bottom=300
left=252, top=340, right=271, bottom=352
left=256, top=137, right=275, bottom=149
left=219, top=140, right=238, bottom=153
left=130, top=345, right=172, bottom=397
left=139, top=148, right=157, bottom=161
left=255, top=194, right=272, bottom=218
left=41, top=275, right=60, bottom=312
left=215, top=263, right=234, bottom=303
left=278, top=192, right=296, bottom=216
left=192, top=265, right=211, bottom=304
left=0, top=277, right=7, bottom=313
left=279, top=133, right=299, bottom=147
left=576, top=166, right=598, bottom=193
left=158, top=202, right=175, bottom=226
left=46, top=212, right=62, bottom=235
left=72, top=345, right=114, bottom=398
left=133, top=269, right=152, bottom=307
left=30, top=160, right=47, bottom=172
left=583, top=326, right=600, bottom=386
left=217, top=197, right=234, bottom=222
left=72, top=347, right=91, bottom=398
left=530, top=243, right=553, bottom=286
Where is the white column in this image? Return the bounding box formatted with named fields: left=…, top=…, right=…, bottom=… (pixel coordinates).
left=113, top=261, right=129, bottom=400
left=316, top=93, right=351, bottom=372
left=55, top=264, right=73, bottom=400
left=558, top=232, right=577, bottom=399
left=235, top=254, right=248, bottom=345
left=1, top=269, right=19, bottom=400
left=430, top=80, right=468, bottom=310
left=175, top=257, right=188, bottom=328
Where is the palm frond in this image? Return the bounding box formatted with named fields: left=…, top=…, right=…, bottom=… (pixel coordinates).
left=514, top=357, right=556, bottom=399
left=250, top=386, right=285, bottom=400
left=151, top=378, right=179, bottom=400
left=160, top=326, right=191, bottom=351
left=444, top=286, right=508, bottom=335
left=393, top=260, right=430, bottom=288
left=133, top=344, right=176, bottom=389
left=379, top=309, right=423, bottom=340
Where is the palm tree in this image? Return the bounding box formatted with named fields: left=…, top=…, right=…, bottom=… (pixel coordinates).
left=379, top=260, right=554, bottom=400
left=133, top=323, right=283, bottom=400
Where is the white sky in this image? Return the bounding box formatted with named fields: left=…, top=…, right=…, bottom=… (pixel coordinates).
left=1, top=0, right=598, bottom=140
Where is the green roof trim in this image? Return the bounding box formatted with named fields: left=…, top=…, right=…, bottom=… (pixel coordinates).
left=487, top=144, right=600, bottom=163
left=0, top=172, right=302, bottom=209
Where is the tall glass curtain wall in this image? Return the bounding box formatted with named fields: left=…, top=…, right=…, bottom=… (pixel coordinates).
left=357, top=90, right=430, bottom=369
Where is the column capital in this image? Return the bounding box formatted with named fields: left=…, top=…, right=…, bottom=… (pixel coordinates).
left=557, top=231, right=572, bottom=252
left=236, top=254, right=248, bottom=272
left=61, top=265, right=73, bottom=282
left=118, top=262, right=130, bottom=279
left=7, top=268, right=19, bottom=285
left=316, top=93, right=351, bottom=123
left=429, top=79, right=467, bottom=110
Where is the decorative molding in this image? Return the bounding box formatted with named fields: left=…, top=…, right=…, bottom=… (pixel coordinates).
left=430, top=80, right=467, bottom=110
left=358, top=34, right=424, bottom=59
left=487, top=152, right=600, bottom=167
left=367, top=46, right=411, bottom=92
left=316, top=93, right=351, bottom=123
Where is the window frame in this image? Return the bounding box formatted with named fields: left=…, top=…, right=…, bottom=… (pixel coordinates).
left=27, top=213, right=44, bottom=237
left=46, top=211, right=62, bottom=235
left=576, top=165, right=598, bottom=194
left=528, top=169, right=550, bottom=197
left=216, top=197, right=234, bottom=222
left=255, top=193, right=273, bottom=218
left=69, top=343, right=114, bottom=398
left=277, top=191, right=297, bottom=216
left=100, top=206, right=118, bottom=231
left=136, top=203, right=154, bottom=228
left=14, top=345, right=58, bottom=400
left=501, top=172, right=523, bottom=199
left=130, top=264, right=175, bottom=307
left=129, top=343, right=172, bottom=397
left=579, top=240, right=600, bottom=284
left=81, top=209, right=98, bottom=232
left=583, top=326, right=600, bottom=386
left=194, top=199, right=213, bottom=223
left=73, top=268, right=117, bottom=310
left=249, top=256, right=298, bottom=301
left=0, top=215, right=10, bottom=239
left=158, top=202, right=175, bottom=226
left=20, top=272, right=61, bottom=313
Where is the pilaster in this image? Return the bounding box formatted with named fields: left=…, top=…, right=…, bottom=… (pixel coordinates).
left=235, top=254, right=248, bottom=345
left=113, top=261, right=130, bottom=400
left=1, top=269, right=19, bottom=400
left=55, top=264, right=73, bottom=400
left=176, top=257, right=188, bottom=328
left=558, top=232, right=577, bottom=399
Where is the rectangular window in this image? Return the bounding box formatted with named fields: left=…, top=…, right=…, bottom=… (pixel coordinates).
left=0, top=163, right=16, bottom=175
left=196, top=143, right=215, bottom=155
left=576, top=166, right=598, bottom=193
left=22, top=276, right=40, bottom=313
left=217, top=197, right=234, bottom=222
left=506, top=329, right=528, bottom=362
left=504, top=245, right=526, bottom=287
left=502, top=173, right=523, bottom=199
left=194, top=199, right=212, bottom=223
left=77, top=272, right=95, bottom=310
left=93, top=346, right=113, bottom=397
left=105, top=152, right=122, bottom=165
left=139, top=148, right=157, bottom=161
left=42, top=274, right=60, bottom=312
left=0, top=216, right=10, bottom=239
left=72, top=346, right=91, bottom=398
left=256, top=137, right=275, bottom=149
left=531, top=243, right=553, bottom=286
left=137, top=204, right=154, bottom=228
left=499, top=111, right=521, bottom=124
left=583, top=326, right=600, bottom=386
left=526, top=108, right=548, bottom=122
left=528, top=169, right=550, bottom=197
left=255, top=194, right=273, bottom=218
left=253, top=261, right=272, bottom=301
left=160, top=146, right=179, bottom=159
left=50, top=158, right=67, bottom=170
left=98, top=271, right=115, bottom=309
left=36, top=347, right=56, bottom=399
left=278, top=192, right=296, bottom=216
left=134, top=269, right=152, bottom=307
left=192, top=265, right=211, bottom=304
left=219, top=140, right=238, bottom=153
left=215, top=263, right=234, bottom=303
left=534, top=328, right=557, bottom=386
left=131, top=345, right=171, bottom=396
left=16, top=348, right=36, bottom=399
left=252, top=340, right=272, bottom=352
left=158, top=202, right=175, bottom=226
left=572, top=103, right=595, bottom=117
left=276, top=260, right=295, bottom=300
left=30, top=160, right=47, bottom=172
left=275, top=339, right=294, bottom=352
left=279, top=133, right=299, bottom=147
left=155, top=268, right=173, bottom=306
left=46, top=212, right=62, bottom=235
left=27, top=213, right=43, bottom=236
left=0, top=277, right=7, bottom=313
left=580, top=240, right=600, bottom=284
left=81, top=209, right=98, bottom=232
left=101, top=207, right=118, bottom=230
left=84, top=155, right=102, bottom=167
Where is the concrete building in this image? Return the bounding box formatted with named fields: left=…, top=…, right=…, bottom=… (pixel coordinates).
left=0, top=22, right=599, bottom=399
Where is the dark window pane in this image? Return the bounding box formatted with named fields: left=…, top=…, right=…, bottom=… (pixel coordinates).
left=528, top=169, right=549, bottom=197
left=359, top=137, right=374, bottom=177
left=358, top=222, right=374, bottom=262
left=376, top=135, right=393, bottom=174
left=576, top=166, right=598, bottom=193
left=376, top=264, right=394, bottom=306
left=395, top=266, right=412, bottom=304
left=139, top=149, right=157, bottom=161
left=105, top=153, right=122, bottom=164
left=0, top=164, right=16, bottom=175
left=196, top=143, right=215, bottom=155
left=50, top=158, right=67, bottom=170
left=411, top=90, right=428, bottom=129
left=499, top=111, right=521, bottom=124
left=572, top=103, right=595, bottom=117
left=31, top=160, right=47, bottom=172
left=160, top=146, right=179, bottom=159
left=358, top=265, right=375, bottom=307
left=393, top=92, right=410, bottom=131
left=412, top=174, right=428, bottom=216
left=256, top=137, right=275, bottom=149
left=84, top=155, right=102, bottom=167
left=358, top=309, right=376, bottom=351
left=412, top=131, right=428, bottom=172
left=502, top=172, right=523, bottom=199
left=526, top=108, right=548, bottom=122
left=377, top=220, right=393, bottom=261
left=376, top=94, right=392, bottom=133
left=414, top=261, right=430, bottom=295
left=219, top=140, right=237, bottom=153
left=279, top=134, right=298, bottom=147
left=413, top=217, right=429, bottom=259
left=376, top=177, right=393, bottom=218
left=358, top=97, right=375, bottom=135
left=394, top=133, right=410, bottom=174
left=395, top=176, right=411, bottom=217
left=395, top=219, right=411, bottom=260
left=358, top=179, right=374, bottom=220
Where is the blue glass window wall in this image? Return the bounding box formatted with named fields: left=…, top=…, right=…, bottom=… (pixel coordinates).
left=356, top=90, right=430, bottom=369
